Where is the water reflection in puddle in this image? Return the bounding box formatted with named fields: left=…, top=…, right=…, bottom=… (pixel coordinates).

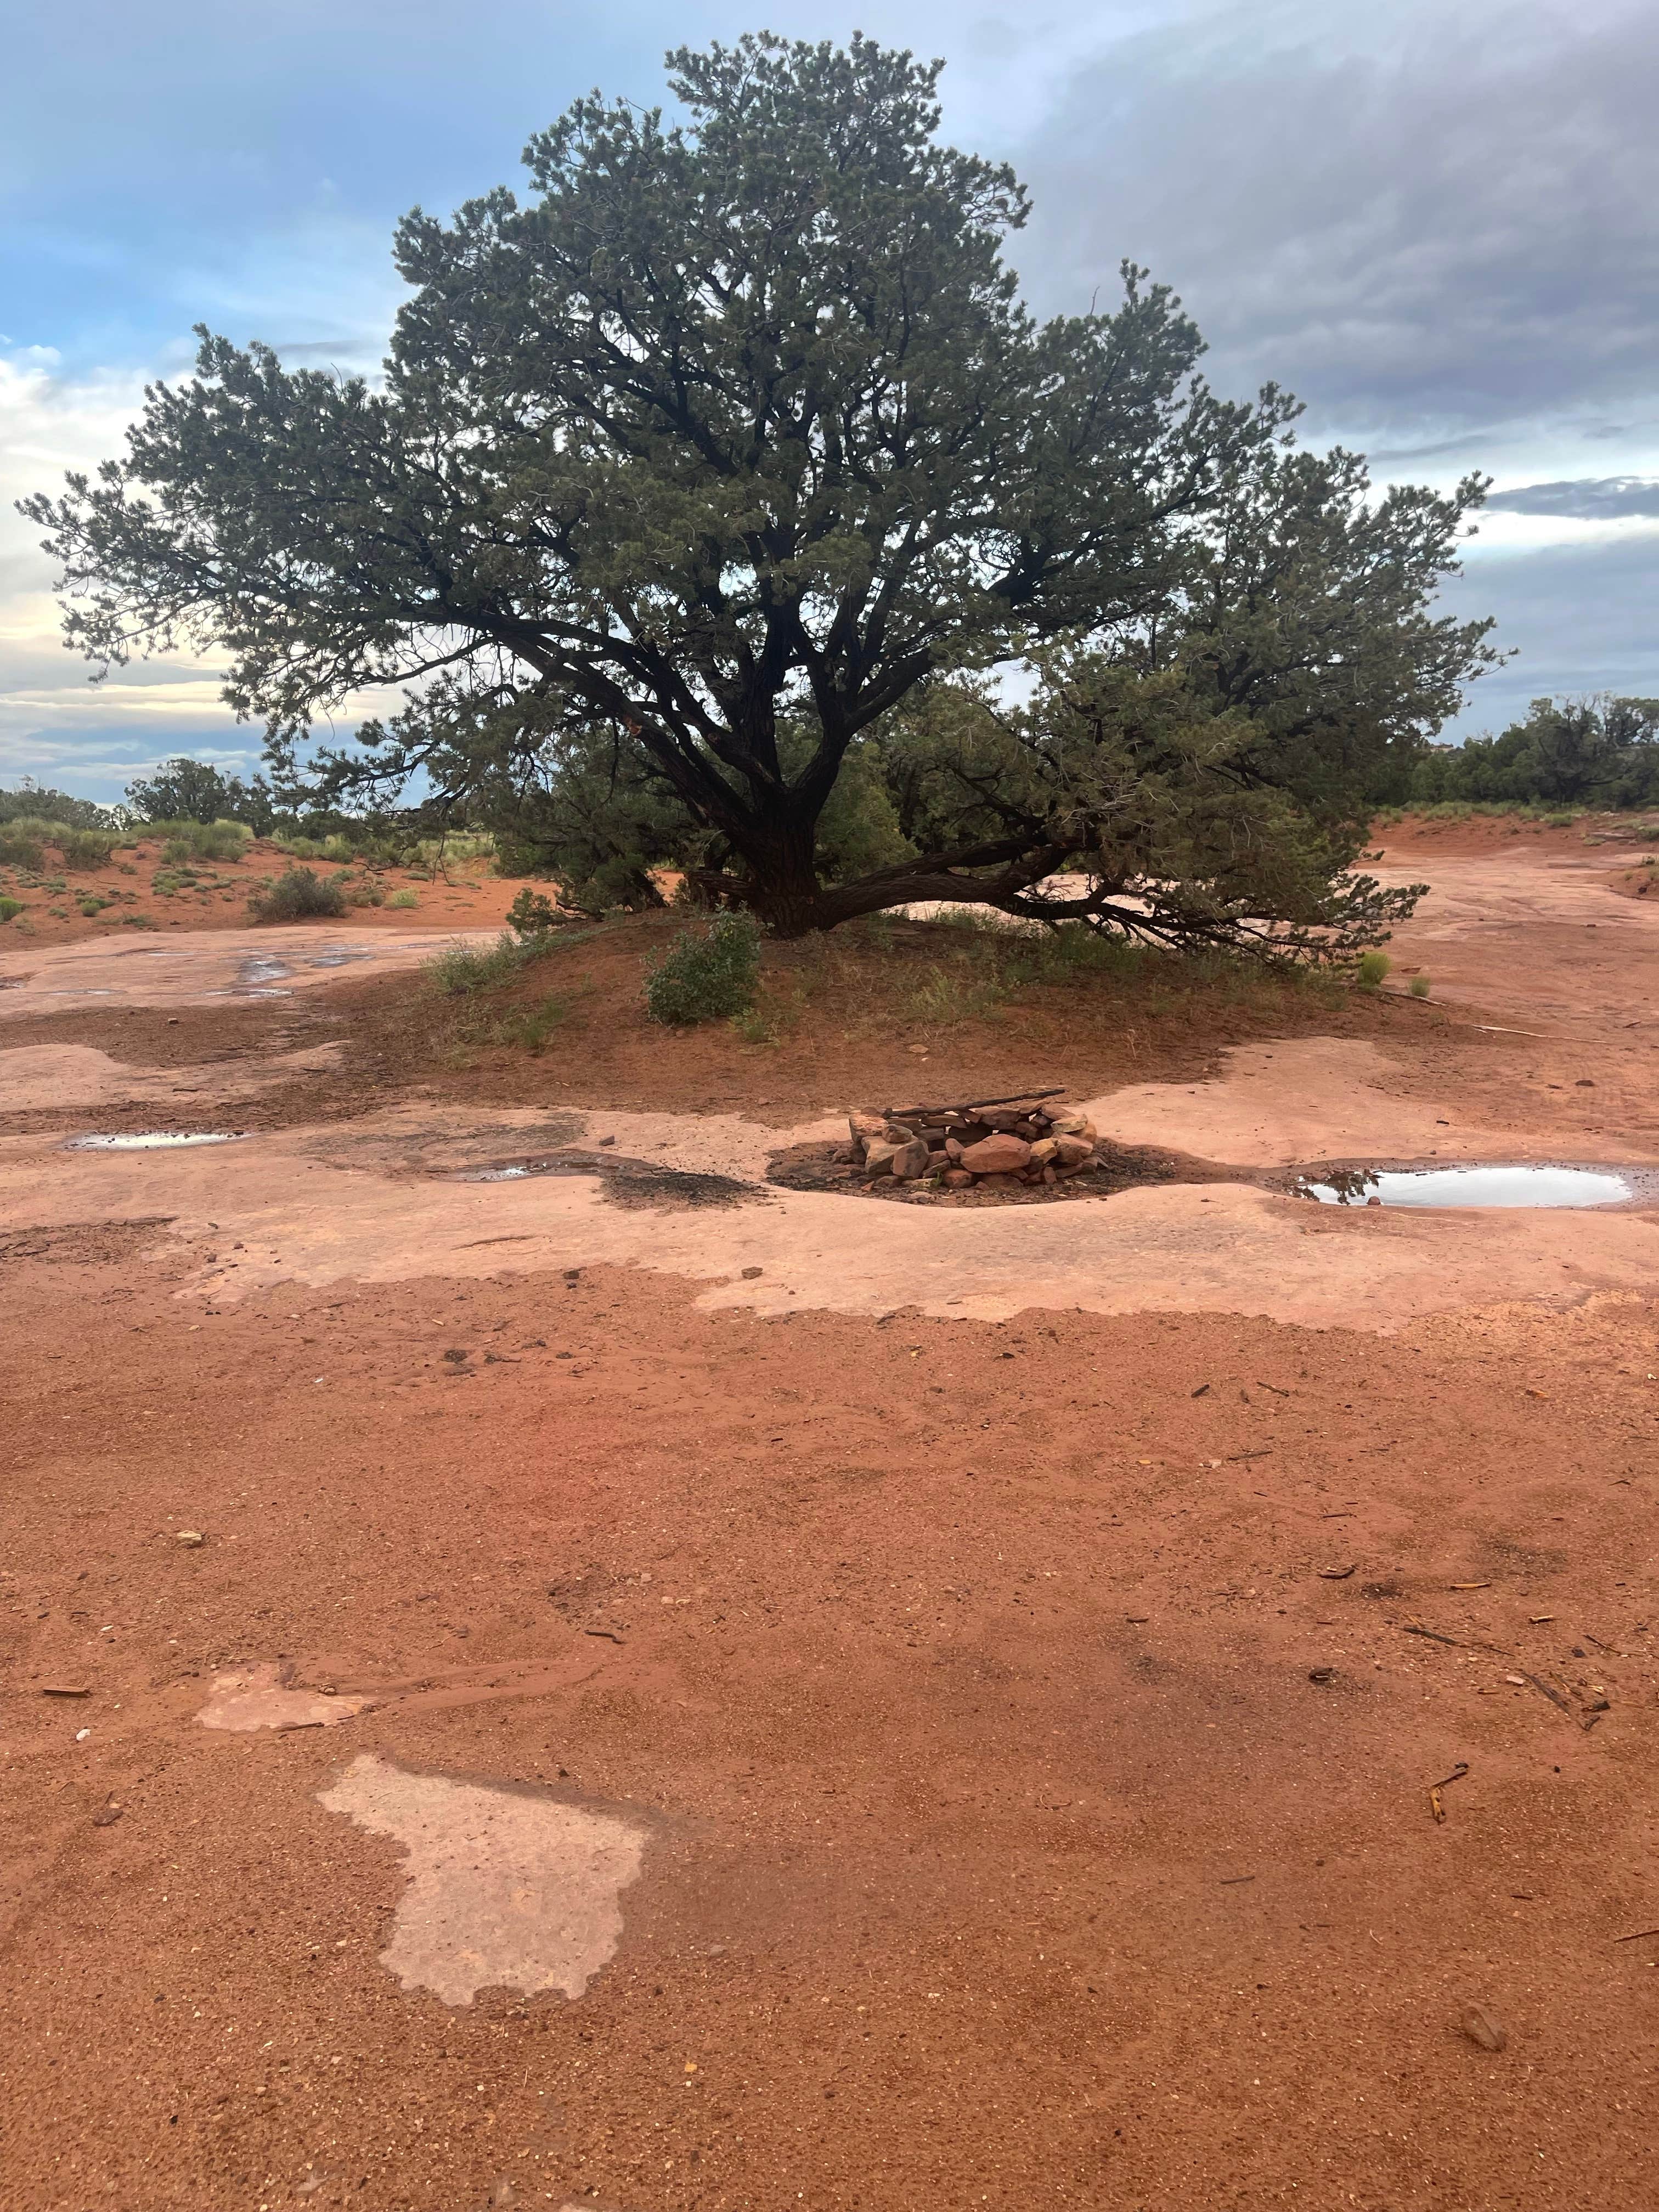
left=65, top=1131, right=248, bottom=1152
left=1302, top=1164, right=1634, bottom=1209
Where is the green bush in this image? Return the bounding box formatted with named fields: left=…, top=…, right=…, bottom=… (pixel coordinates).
left=1408, top=974, right=1431, bottom=998
left=150, top=819, right=251, bottom=862
left=494, top=992, right=572, bottom=1054
left=426, top=930, right=536, bottom=994
left=1356, top=949, right=1392, bottom=990
left=0, top=895, right=22, bottom=923
left=59, top=827, right=120, bottom=868
left=643, top=912, right=763, bottom=1025
left=0, top=823, right=44, bottom=869
left=387, top=888, right=419, bottom=909
left=247, top=865, right=349, bottom=922
left=507, top=887, right=561, bottom=938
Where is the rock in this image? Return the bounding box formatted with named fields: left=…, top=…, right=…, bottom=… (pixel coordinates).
left=958, top=1133, right=1032, bottom=1174
left=883, top=1121, right=919, bottom=1144
left=174, top=1530, right=205, bottom=1548
left=975, top=1172, right=1023, bottom=1192
left=1461, top=2005, right=1508, bottom=2053
left=863, top=1139, right=901, bottom=1176
left=92, top=1804, right=123, bottom=1827
left=978, top=1109, right=1025, bottom=1132
left=849, top=1110, right=887, bottom=1146
left=1053, top=1134, right=1094, bottom=1167
left=1029, top=1137, right=1059, bottom=1165
left=943, top=1169, right=974, bottom=1189
left=945, top=1137, right=964, bottom=1161
left=741, top=1266, right=764, bottom=1279
left=1048, top=1111, right=1097, bottom=1141
left=890, top=1138, right=932, bottom=1181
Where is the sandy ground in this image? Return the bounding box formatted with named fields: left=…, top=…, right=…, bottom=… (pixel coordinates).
left=4, top=827, right=1659, bottom=2212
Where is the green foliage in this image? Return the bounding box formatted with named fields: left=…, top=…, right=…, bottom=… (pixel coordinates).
left=247, top=865, right=349, bottom=921
left=30, top=33, right=1493, bottom=947
left=506, top=887, right=561, bottom=938
left=0, top=818, right=59, bottom=868
left=1408, top=974, right=1431, bottom=997
left=0, top=782, right=114, bottom=830
left=427, top=931, right=542, bottom=994
left=644, top=912, right=763, bottom=1025
left=1356, top=950, right=1392, bottom=989
left=387, top=887, right=419, bottom=909
left=124, top=757, right=278, bottom=832
left=883, top=660, right=1426, bottom=957
left=0, top=896, right=22, bottom=923
left=493, top=992, right=572, bottom=1054
left=1407, top=697, right=1659, bottom=810
left=52, top=827, right=117, bottom=867
left=152, top=818, right=251, bottom=862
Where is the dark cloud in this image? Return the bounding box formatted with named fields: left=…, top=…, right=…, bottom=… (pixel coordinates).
left=1485, top=477, right=1659, bottom=520
left=1014, top=1, right=1659, bottom=441
left=1438, top=531, right=1659, bottom=732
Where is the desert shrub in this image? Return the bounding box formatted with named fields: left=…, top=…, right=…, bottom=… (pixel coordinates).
left=118, top=912, right=159, bottom=928
left=0, top=895, right=22, bottom=923
left=643, top=912, right=762, bottom=1025
left=151, top=819, right=251, bottom=862
left=1408, top=974, right=1431, bottom=998
left=1356, top=949, right=1391, bottom=990
left=387, top=887, right=419, bottom=909
left=507, top=887, right=560, bottom=938
left=427, top=931, right=535, bottom=994
left=247, top=865, right=349, bottom=922
left=0, top=823, right=44, bottom=869
left=59, top=827, right=119, bottom=868
left=494, top=992, right=572, bottom=1054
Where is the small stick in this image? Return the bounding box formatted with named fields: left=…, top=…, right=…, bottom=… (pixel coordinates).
left=1218, top=1874, right=1257, bottom=1886
left=1615, top=1928, right=1659, bottom=1943
left=1429, top=1760, right=1470, bottom=1823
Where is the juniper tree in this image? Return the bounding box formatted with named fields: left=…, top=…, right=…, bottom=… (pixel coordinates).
left=24, top=32, right=1493, bottom=943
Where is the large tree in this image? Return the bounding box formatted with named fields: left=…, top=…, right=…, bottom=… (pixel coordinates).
left=25, top=31, right=1493, bottom=940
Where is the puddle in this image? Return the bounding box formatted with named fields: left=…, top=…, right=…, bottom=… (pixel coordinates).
left=452, top=1150, right=763, bottom=1210
left=317, top=1754, right=647, bottom=2005
left=64, top=1130, right=247, bottom=1152
left=306, top=950, right=373, bottom=969
left=235, top=956, right=294, bottom=994
left=1299, top=1163, right=1638, bottom=1209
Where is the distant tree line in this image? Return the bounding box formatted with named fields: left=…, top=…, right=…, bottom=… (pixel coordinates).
left=1398, top=695, right=1659, bottom=811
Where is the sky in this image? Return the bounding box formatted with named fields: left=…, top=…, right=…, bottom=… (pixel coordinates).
left=2, top=0, right=1655, bottom=802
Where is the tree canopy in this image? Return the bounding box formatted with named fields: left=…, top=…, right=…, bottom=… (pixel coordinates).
left=24, top=31, right=1496, bottom=945
left=1407, top=696, right=1659, bottom=811
left=123, top=755, right=278, bottom=831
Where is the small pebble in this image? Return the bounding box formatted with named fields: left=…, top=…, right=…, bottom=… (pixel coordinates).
left=174, top=1530, right=205, bottom=1548
left=741, top=1266, right=764, bottom=1279
left=1461, top=2005, right=1508, bottom=2053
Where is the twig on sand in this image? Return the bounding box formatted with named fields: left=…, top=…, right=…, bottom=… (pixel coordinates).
left=1429, top=1762, right=1469, bottom=1822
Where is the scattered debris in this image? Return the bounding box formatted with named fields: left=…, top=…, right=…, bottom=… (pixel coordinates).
left=91, top=1804, right=123, bottom=1827
left=1461, top=2006, right=1508, bottom=2053
left=1317, top=1565, right=1357, bottom=1581
left=583, top=1628, right=627, bottom=1645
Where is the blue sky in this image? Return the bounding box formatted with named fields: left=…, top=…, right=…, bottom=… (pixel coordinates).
left=3, top=0, right=1656, bottom=800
